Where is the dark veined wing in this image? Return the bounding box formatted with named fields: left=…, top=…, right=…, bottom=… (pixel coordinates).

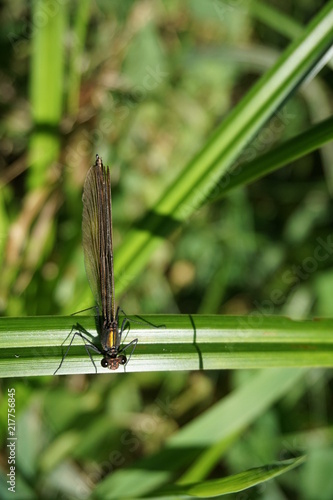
left=82, top=155, right=116, bottom=324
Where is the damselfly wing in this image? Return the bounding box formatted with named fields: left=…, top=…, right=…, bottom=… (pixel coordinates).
left=82, top=154, right=135, bottom=370
left=54, top=154, right=137, bottom=375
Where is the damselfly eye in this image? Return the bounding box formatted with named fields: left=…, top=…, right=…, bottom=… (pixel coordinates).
left=101, top=358, right=108, bottom=368
left=119, top=355, right=127, bottom=365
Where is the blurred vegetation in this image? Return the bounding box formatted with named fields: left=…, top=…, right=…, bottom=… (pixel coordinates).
left=0, top=0, right=333, bottom=498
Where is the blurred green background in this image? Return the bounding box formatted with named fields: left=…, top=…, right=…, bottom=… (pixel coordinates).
left=0, top=0, right=333, bottom=498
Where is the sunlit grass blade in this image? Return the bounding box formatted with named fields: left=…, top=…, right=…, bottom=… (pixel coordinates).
left=250, top=0, right=333, bottom=71
left=114, top=3, right=333, bottom=295
left=177, top=433, right=240, bottom=485
left=28, top=0, right=66, bottom=188
left=1, top=315, right=333, bottom=377
left=148, top=456, right=306, bottom=498
left=206, top=115, right=333, bottom=203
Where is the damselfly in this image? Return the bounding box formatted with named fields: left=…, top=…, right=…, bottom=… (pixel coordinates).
left=55, top=154, right=137, bottom=373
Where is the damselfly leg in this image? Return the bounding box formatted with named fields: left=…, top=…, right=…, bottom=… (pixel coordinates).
left=54, top=323, right=102, bottom=375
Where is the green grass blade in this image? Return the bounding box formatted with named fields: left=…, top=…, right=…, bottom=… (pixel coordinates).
left=250, top=1, right=303, bottom=40
left=177, top=432, right=240, bottom=485
left=92, top=369, right=306, bottom=499
left=28, top=0, right=67, bottom=188
left=67, top=0, right=91, bottom=116
left=149, top=456, right=306, bottom=498
left=207, top=115, right=333, bottom=202
left=114, top=3, right=333, bottom=294
left=250, top=0, right=333, bottom=71
left=1, top=315, right=333, bottom=377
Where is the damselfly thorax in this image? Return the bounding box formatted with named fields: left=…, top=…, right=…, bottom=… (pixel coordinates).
left=100, top=316, right=127, bottom=370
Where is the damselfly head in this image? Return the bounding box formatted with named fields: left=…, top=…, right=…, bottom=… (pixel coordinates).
left=101, top=354, right=127, bottom=370
left=95, top=153, right=102, bottom=168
